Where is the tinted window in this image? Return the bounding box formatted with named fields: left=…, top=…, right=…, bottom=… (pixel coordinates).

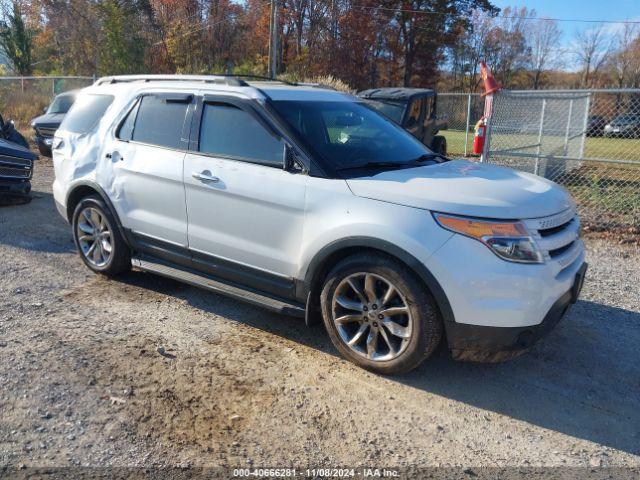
left=132, top=95, right=189, bottom=149
left=272, top=100, right=431, bottom=171
left=425, top=97, right=434, bottom=119
left=59, top=94, right=114, bottom=133
left=365, top=100, right=405, bottom=124
left=116, top=100, right=139, bottom=141
left=407, top=99, right=423, bottom=126
left=199, top=103, right=283, bottom=166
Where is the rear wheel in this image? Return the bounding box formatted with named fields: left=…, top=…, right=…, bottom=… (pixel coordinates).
left=72, top=196, right=131, bottom=276
left=320, top=253, right=442, bottom=374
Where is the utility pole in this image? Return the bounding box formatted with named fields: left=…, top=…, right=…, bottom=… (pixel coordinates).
left=268, top=0, right=278, bottom=79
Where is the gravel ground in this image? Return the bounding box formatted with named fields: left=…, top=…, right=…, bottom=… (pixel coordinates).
left=1, top=159, right=639, bottom=472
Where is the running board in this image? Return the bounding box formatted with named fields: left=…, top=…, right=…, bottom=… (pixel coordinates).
left=131, top=256, right=305, bottom=317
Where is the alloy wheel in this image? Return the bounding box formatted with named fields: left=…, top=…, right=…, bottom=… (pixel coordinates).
left=331, top=272, right=413, bottom=361
left=76, top=207, right=113, bottom=268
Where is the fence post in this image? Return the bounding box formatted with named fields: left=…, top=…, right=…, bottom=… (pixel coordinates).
left=480, top=93, right=494, bottom=163
left=579, top=93, right=591, bottom=159
left=52, top=78, right=55, bottom=95
left=464, top=93, right=472, bottom=157
left=563, top=99, right=574, bottom=157
left=21, top=77, right=24, bottom=93
left=534, top=98, right=546, bottom=175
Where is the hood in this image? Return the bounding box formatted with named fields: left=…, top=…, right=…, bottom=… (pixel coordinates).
left=31, top=112, right=66, bottom=127
left=345, top=160, right=573, bottom=219
left=0, top=138, right=37, bottom=161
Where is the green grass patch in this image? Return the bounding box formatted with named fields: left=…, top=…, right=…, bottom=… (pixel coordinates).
left=441, top=129, right=640, bottom=164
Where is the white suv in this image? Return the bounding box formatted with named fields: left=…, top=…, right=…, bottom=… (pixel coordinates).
left=52, top=75, right=587, bottom=374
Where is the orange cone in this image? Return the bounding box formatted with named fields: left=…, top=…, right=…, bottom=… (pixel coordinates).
left=480, top=61, right=500, bottom=96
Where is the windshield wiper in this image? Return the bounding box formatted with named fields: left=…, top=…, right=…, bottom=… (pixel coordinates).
left=336, top=161, right=419, bottom=172
left=411, top=152, right=449, bottom=163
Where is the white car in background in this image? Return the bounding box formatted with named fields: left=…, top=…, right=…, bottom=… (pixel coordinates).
left=52, top=75, right=587, bottom=374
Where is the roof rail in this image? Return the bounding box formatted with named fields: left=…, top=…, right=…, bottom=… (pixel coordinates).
left=94, top=74, right=250, bottom=87
left=208, top=73, right=298, bottom=86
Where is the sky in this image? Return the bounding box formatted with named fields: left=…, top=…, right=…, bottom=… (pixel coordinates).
left=490, top=0, right=640, bottom=44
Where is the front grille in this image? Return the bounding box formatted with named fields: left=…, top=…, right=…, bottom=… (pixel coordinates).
left=0, top=155, right=32, bottom=167
left=539, top=219, right=573, bottom=237
left=36, top=126, right=57, bottom=137
left=0, top=165, right=31, bottom=179
left=548, top=241, right=575, bottom=258
left=524, top=208, right=582, bottom=271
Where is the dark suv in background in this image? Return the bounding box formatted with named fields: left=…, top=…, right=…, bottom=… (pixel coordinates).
left=31, top=90, right=77, bottom=157
left=358, top=88, right=448, bottom=155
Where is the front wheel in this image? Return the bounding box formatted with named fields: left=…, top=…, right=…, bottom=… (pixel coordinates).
left=320, top=253, right=443, bottom=375
left=72, top=195, right=131, bottom=276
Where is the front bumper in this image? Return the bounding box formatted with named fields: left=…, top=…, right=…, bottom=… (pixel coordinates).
left=0, top=178, right=31, bottom=196
left=447, top=262, right=587, bottom=362
left=34, top=135, right=53, bottom=157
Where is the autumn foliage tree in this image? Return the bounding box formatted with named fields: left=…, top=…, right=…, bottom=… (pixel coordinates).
left=4, top=0, right=638, bottom=92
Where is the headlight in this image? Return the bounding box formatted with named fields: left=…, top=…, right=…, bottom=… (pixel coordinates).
left=433, top=212, right=543, bottom=264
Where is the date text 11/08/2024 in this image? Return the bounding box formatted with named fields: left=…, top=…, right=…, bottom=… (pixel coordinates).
left=232, top=468, right=400, bottom=477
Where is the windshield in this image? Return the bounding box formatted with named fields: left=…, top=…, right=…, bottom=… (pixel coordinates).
left=271, top=100, right=432, bottom=172
left=47, top=94, right=75, bottom=114
left=363, top=99, right=405, bottom=124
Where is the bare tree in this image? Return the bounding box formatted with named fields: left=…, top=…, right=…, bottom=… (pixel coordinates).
left=610, top=23, right=640, bottom=88
left=489, top=6, right=530, bottom=87
left=574, top=24, right=610, bottom=87
left=527, top=18, right=561, bottom=89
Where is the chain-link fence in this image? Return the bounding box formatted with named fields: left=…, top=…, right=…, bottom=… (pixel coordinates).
left=439, top=90, right=640, bottom=232
left=0, top=76, right=94, bottom=133
left=438, top=93, right=483, bottom=156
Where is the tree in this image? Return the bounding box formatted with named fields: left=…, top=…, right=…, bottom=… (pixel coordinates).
left=609, top=23, right=640, bottom=88
left=98, top=0, right=146, bottom=75
left=488, top=7, right=530, bottom=87
left=0, top=1, right=34, bottom=74
left=574, top=24, right=609, bottom=88
left=527, top=18, right=561, bottom=89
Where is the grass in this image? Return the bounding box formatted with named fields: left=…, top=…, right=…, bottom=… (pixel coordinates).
left=441, top=129, right=640, bottom=163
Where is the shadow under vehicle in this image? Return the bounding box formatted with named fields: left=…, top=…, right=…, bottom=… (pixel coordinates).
left=31, top=90, right=78, bottom=157
left=358, top=88, right=449, bottom=155
left=0, top=114, right=37, bottom=203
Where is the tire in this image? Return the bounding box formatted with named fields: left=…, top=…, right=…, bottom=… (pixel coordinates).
left=71, top=195, right=131, bottom=276
left=320, top=252, right=443, bottom=375
left=431, top=135, right=447, bottom=156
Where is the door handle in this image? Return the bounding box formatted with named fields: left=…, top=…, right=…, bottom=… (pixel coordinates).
left=192, top=170, right=220, bottom=183
left=106, top=152, right=123, bottom=161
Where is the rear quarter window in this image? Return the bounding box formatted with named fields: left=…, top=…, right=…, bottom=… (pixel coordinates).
left=59, top=94, right=114, bottom=134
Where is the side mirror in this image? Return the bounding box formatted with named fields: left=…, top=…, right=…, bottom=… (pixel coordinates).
left=283, top=143, right=303, bottom=173
left=43, top=106, right=48, bottom=113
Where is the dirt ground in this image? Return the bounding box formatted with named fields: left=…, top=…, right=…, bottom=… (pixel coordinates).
left=1, top=159, right=639, bottom=472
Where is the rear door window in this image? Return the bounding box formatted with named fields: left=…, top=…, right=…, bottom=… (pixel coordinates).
left=406, top=99, right=424, bottom=126
left=59, top=94, right=114, bottom=134
left=132, top=94, right=191, bottom=149
left=198, top=102, right=283, bottom=166
left=424, top=97, right=434, bottom=120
